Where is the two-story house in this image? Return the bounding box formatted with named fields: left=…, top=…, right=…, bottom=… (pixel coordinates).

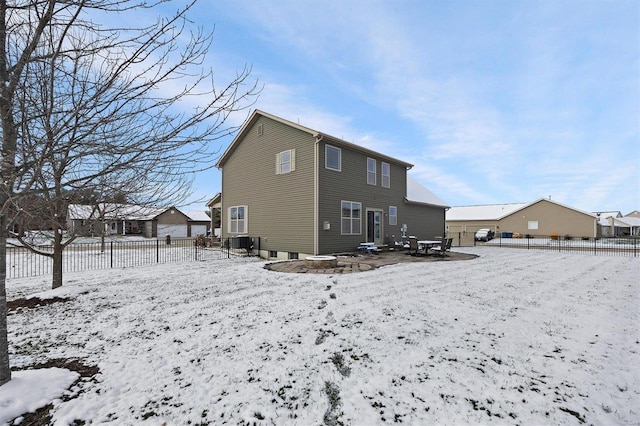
left=216, top=110, right=448, bottom=259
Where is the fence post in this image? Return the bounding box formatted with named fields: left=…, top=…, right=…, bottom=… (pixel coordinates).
left=195, top=239, right=198, bottom=261
left=110, top=241, right=113, bottom=268
left=156, top=239, right=159, bottom=263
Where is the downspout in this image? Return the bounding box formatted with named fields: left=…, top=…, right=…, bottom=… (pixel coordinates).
left=314, top=134, right=323, bottom=255
left=444, top=207, right=450, bottom=238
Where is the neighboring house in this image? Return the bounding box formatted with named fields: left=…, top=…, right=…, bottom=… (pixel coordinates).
left=216, top=110, right=448, bottom=259
left=594, top=211, right=625, bottom=237
left=622, top=211, right=640, bottom=237
left=67, top=204, right=209, bottom=238
left=206, top=193, right=222, bottom=237
left=446, top=198, right=599, bottom=244
left=619, top=216, right=640, bottom=236
left=592, top=210, right=640, bottom=237
left=182, top=210, right=211, bottom=237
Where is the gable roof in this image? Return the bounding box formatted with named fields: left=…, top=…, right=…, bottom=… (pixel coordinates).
left=620, top=216, right=640, bottom=227
left=446, top=198, right=596, bottom=221
left=593, top=211, right=622, bottom=218
left=446, top=203, right=528, bottom=221
left=597, top=215, right=640, bottom=227
left=206, top=193, right=221, bottom=208
left=406, top=175, right=449, bottom=208
left=216, top=110, right=413, bottom=169
left=183, top=210, right=210, bottom=222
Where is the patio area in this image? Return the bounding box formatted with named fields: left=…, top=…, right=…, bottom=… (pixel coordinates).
left=265, top=249, right=477, bottom=274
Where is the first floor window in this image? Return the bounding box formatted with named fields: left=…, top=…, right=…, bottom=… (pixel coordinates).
left=341, top=201, right=362, bottom=235
left=528, top=221, right=539, bottom=230
left=229, top=205, right=247, bottom=233
left=389, top=206, right=398, bottom=225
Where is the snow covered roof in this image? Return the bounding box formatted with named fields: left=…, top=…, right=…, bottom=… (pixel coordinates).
left=67, top=204, right=168, bottom=221
left=405, top=175, right=449, bottom=208
left=599, top=215, right=640, bottom=227
left=184, top=210, right=210, bottom=222
left=446, top=203, right=528, bottom=221
left=622, top=216, right=640, bottom=226
left=447, top=198, right=596, bottom=222
left=593, top=211, right=622, bottom=219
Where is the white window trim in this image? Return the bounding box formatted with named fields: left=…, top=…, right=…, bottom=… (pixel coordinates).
left=389, top=206, right=397, bottom=226
left=382, top=162, right=390, bottom=188
left=341, top=200, right=362, bottom=235
left=276, top=149, right=295, bottom=175
left=367, top=158, right=376, bottom=185
left=229, top=205, right=248, bottom=234
left=528, top=221, right=539, bottom=230
left=325, top=145, right=342, bottom=171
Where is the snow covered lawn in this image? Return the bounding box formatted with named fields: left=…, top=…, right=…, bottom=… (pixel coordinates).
left=4, top=247, right=639, bottom=424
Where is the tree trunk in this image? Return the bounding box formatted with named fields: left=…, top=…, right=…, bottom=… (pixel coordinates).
left=0, top=207, right=11, bottom=385
left=52, top=230, right=63, bottom=289
left=100, top=226, right=106, bottom=253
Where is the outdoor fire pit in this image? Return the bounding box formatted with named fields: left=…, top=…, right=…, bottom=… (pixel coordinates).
left=304, top=255, right=338, bottom=269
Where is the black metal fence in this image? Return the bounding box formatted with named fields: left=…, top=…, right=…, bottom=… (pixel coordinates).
left=6, top=236, right=261, bottom=279
left=449, top=233, right=639, bottom=257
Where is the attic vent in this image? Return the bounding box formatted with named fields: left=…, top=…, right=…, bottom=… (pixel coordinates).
left=257, top=123, right=263, bottom=136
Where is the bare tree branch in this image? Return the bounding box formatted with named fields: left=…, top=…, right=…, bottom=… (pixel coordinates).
left=0, top=0, right=260, bottom=385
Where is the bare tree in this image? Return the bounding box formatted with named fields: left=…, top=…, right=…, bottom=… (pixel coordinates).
left=0, top=0, right=258, bottom=386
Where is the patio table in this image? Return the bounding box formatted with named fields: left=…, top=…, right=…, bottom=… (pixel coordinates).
left=418, top=240, right=441, bottom=255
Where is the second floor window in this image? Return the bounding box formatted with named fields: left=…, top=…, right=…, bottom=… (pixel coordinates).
left=276, top=149, right=295, bottom=174
left=382, top=162, right=390, bottom=188
left=229, top=205, right=247, bottom=233
left=367, top=158, right=376, bottom=185
left=325, top=145, right=341, bottom=171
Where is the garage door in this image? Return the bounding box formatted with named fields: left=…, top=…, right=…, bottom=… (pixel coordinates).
left=158, top=224, right=188, bottom=238
left=190, top=224, right=207, bottom=237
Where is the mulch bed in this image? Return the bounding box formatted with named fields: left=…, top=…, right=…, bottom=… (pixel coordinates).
left=12, top=358, right=99, bottom=426
left=6, top=297, right=99, bottom=425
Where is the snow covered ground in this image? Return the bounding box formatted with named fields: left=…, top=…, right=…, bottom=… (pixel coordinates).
left=2, top=247, right=639, bottom=425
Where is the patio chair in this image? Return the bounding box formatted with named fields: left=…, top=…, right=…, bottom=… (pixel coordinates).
left=407, top=237, right=419, bottom=256
left=430, top=237, right=453, bottom=257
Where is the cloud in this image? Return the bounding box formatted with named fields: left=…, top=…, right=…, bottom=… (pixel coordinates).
left=197, top=1, right=639, bottom=211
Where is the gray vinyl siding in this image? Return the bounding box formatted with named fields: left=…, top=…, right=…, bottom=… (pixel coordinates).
left=317, top=141, right=410, bottom=254
left=221, top=116, right=315, bottom=254
left=402, top=203, right=447, bottom=240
